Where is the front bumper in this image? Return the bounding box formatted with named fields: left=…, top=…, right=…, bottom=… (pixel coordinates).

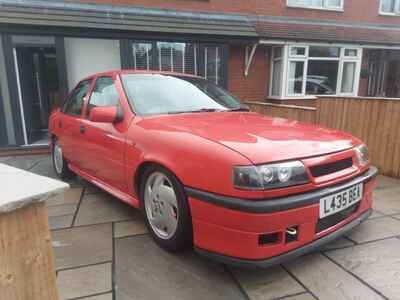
left=185, top=167, right=378, bottom=267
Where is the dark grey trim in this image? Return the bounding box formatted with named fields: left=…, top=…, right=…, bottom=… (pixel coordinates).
left=2, top=34, right=24, bottom=145
left=195, top=208, right=372, bottom=269
left=0, top=74, right=6, bottom=147
left=55, top=37, right=68, bottom=99
left=185, top=167, right=378, bottom=213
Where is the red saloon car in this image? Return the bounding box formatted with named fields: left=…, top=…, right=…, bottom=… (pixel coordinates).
left=49, top=70, right=377, bottom=268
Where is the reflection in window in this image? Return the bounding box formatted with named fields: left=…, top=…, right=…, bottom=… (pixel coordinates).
left=204, top=46, right=222, bottom=85
left=380, top=0, right=399, bottom=14
left=132, top=43, right=152, bottom=70
left=306, top=61, right=338, bottom=95
left=288, top=61, right=305, bottom=95
left=341, top=62, right=356, bottom=94
left=287, top=0, right=343, bottom=9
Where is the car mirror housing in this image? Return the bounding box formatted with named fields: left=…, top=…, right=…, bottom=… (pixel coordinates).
left=89, top=106, right=122, bottom=123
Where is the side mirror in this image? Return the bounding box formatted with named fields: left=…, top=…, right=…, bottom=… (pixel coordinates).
left=89, top=106, right=123, bottom=123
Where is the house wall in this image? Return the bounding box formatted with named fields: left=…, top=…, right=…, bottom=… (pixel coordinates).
left=228, top=45, right=270, bottom=102
left=76, top=0, right=400, bottom=25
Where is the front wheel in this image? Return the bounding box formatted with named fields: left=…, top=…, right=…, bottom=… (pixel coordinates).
left=140, top=165, right=192, bottom=252
left=52, top=140, right=75, bottom=180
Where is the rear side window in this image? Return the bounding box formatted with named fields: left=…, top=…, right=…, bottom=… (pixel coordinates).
left=87, top=77, right=120, bottom=116
left=63, top=80, right=92, bottom=116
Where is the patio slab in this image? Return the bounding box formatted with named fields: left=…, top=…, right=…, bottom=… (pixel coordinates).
left=74, top=192, right=137, bottom=226
left=114, top=219, right=148, bottom=238
left=49, top=214, right=74, bottom=230
left=373, top=186, right=400, bottom=214
left=326, top=238, right=400, bottom=300
left=52, top=223, right=113, bottom=270
left=346, top=216, right=400, bottom=243
left=57, top=262, right=112, bottom=300
left=46, top=187, right=83, bottom=207
left=230, top=265, right=304, bottom=300
left=284, top=253, right=384, bottom=300
left=115, top=235, right=245, bottom=300
left=281, top=293, right=316, bottom=300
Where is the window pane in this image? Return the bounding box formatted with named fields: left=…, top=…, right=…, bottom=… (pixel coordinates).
left=64, top=80, right=91, bottom=116
left=288, top=61, right=305, bottom=95
left=341, top=62, right=356, bottom=93
left=306, top=60, right=338, bottom=95
left=87, top=77, right=119, bottom=116
left=205, top=46, right=222, bottom=85
left=271, top=60, right=282, bottom=96
left=326, top=0, right=342, bottom=8
left=288, top=0, right=323, bottom=7
left=344, top=49, right=358, bottom=57
left=290, top=47, right=306, bottom=56
left=273, top=47, right=283, bottom=59
left=132, top=43, right=152, bottom=70
left=184, top=44, right=197, bottom=75
left=309, top=46, right=340, bottom=57
left=381, top=0, right=395, bottom=12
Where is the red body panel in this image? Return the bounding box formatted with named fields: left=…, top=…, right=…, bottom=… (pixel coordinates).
left=49, top=70, right=376, bottom=263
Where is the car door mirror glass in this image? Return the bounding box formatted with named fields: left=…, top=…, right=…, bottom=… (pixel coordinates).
left=89, top=106, right=120, bottom=123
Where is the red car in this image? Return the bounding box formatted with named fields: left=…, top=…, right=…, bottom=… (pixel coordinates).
left=49, top=70, right=377, bottom=268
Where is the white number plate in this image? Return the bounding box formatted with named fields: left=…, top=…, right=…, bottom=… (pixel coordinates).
left=319, top=183, right=363, bottom=219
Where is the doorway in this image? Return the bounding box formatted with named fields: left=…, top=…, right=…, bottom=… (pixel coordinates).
left=14, top=46, right=61, bottom=145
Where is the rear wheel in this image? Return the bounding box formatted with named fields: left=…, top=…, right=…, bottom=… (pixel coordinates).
left=52, top=140, right=75, bottom=180
left=140, top=165, right=192, bottom=252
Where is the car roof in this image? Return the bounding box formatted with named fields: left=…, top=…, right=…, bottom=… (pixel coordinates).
left=82, top=69, right=202, bottom=81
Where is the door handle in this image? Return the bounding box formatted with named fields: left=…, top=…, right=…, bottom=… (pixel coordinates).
left=80, top=125, right=85, bottom=134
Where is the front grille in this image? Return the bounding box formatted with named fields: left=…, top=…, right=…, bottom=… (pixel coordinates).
left=315, top=203, right=359, bottom=233
left=310, top=157, right=353, bottom=177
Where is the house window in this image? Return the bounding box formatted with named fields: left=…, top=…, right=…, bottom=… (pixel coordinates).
left=287, top=0, right=343, bottom=10
left=380, top=0, right=400, bottom=15
left=128, top=41, right=226, bottom=87
left=270, top=44, right=362, bottom=98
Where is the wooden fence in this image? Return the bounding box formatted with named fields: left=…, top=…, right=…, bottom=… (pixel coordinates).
left=246, top=97, right=400, bottom=178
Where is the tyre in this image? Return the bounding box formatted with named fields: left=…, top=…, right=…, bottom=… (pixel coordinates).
left=140, top=165, right=192, bottom=252
left=52, top=139, right=75, bottom=180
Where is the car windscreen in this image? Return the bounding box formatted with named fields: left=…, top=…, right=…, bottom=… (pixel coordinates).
left=121, top=74, right=245, bottom=116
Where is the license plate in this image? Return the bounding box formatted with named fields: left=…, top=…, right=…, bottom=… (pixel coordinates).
left=319, top=183, right=363, bottom=219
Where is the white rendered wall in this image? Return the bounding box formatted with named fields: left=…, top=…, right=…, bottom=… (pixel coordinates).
left=64, top=38, right=121, bottom=89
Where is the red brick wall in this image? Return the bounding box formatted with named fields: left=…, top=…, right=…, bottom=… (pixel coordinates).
left=228, top=45, right=269, bottom=102
left=76, top=0, right=400, bottom=25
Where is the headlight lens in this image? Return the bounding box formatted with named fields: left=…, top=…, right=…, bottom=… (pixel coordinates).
left=355, top=144, right=369, bottom=166
left=233, top=161, right=310, bottom=190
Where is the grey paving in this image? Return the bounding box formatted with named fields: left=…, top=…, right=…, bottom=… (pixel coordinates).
left=4, top=155, right=400, bottom=300
left=115, top=235, right=245, bottom=300
left=56, top=262, right=112, bottom=300
left=230, top=265, right=304, bottom=300
left=52, top=223, right=113, bottom=270
left=326, top=238, right=400, bottom=300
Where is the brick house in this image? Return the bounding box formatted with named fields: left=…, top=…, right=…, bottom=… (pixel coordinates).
left=0, top=0, right=399, bottom=149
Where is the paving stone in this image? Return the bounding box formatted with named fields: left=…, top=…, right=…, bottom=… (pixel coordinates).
left=115, top=235, right=245, bottom=300
left=57, top=263, right=112, bottom=300
left=30, top=156, right=58, bottom=178
left=375, top=175, right=400, bottom=190
left=281, top=293, right=315, bottom=300
left=47, top=203, right=78, bottom=217
left=346, top=217, right=400, bottom=243
left=321, top=237, right=355, bottom=251
left=52, top=223, right=112, bottom=270
left=49, top=214, right=74, bottom=230
left=74, top=192, right=137, bottom=226
left=230, top=265, right=304, bottom=300
left=284, top=253, right=384, bottom=300
left=46, top=188, right=82, bottom=207
left=373, top=187, right=400, bottom=215
left=2, top=155, right=47, bottom=170
left=82, top=293, right=113, bottom=300
left=326, top=238, right=400, bottom=300
left=114, top=219, right=148, bottom=238
left=369, top=209, right=385, bottom=219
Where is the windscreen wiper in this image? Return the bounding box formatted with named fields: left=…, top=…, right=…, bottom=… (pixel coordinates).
left=168, top=108, right=223, bottom=114
left=228, top=107, right=250, bottom=112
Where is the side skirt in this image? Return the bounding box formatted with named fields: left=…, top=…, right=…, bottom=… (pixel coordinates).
left=68, top=163, right=140, bottom=209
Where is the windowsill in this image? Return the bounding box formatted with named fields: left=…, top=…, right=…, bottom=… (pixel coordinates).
left=286, top=5, right=344, bottom=12
left=267, top=96, right=318, bottom=100
left=379, top=12, right=400, bottom=17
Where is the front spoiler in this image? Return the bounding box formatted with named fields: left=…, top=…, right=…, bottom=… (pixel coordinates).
left=195, top=208, right=372, bottom=268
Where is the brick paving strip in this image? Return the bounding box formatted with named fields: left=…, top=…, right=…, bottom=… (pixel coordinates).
left=3, top=155, right=400, bottom=300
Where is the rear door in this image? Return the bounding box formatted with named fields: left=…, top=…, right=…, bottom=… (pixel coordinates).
left=80, top=76, right=127, bottom=191
left=59, top=79, right=92, bottom=165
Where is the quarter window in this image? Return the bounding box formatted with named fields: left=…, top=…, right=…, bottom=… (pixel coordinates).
left=63, top=79, right=92, bottom=116
left=380, top=0, right=400, bottom=14
left=287, top=0, right=343, bottom=10
left=87, top=77, right=120, bottom=116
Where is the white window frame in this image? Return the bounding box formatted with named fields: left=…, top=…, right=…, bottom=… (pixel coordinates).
left=286, top=0, right=344, bottom=11
left=379, top=0, right=400, bottom=15
left=269, top=43, right=362, bottom=99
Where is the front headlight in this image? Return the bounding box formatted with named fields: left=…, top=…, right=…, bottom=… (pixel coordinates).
left=233, top=161, right=310, bottom=190
left=355, top=144, right=369, bottom=166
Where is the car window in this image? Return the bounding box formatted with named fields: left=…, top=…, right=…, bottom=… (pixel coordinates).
left=63, top=80, right=92, bottom=116
left=87, top=77, right=120, bottom=116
